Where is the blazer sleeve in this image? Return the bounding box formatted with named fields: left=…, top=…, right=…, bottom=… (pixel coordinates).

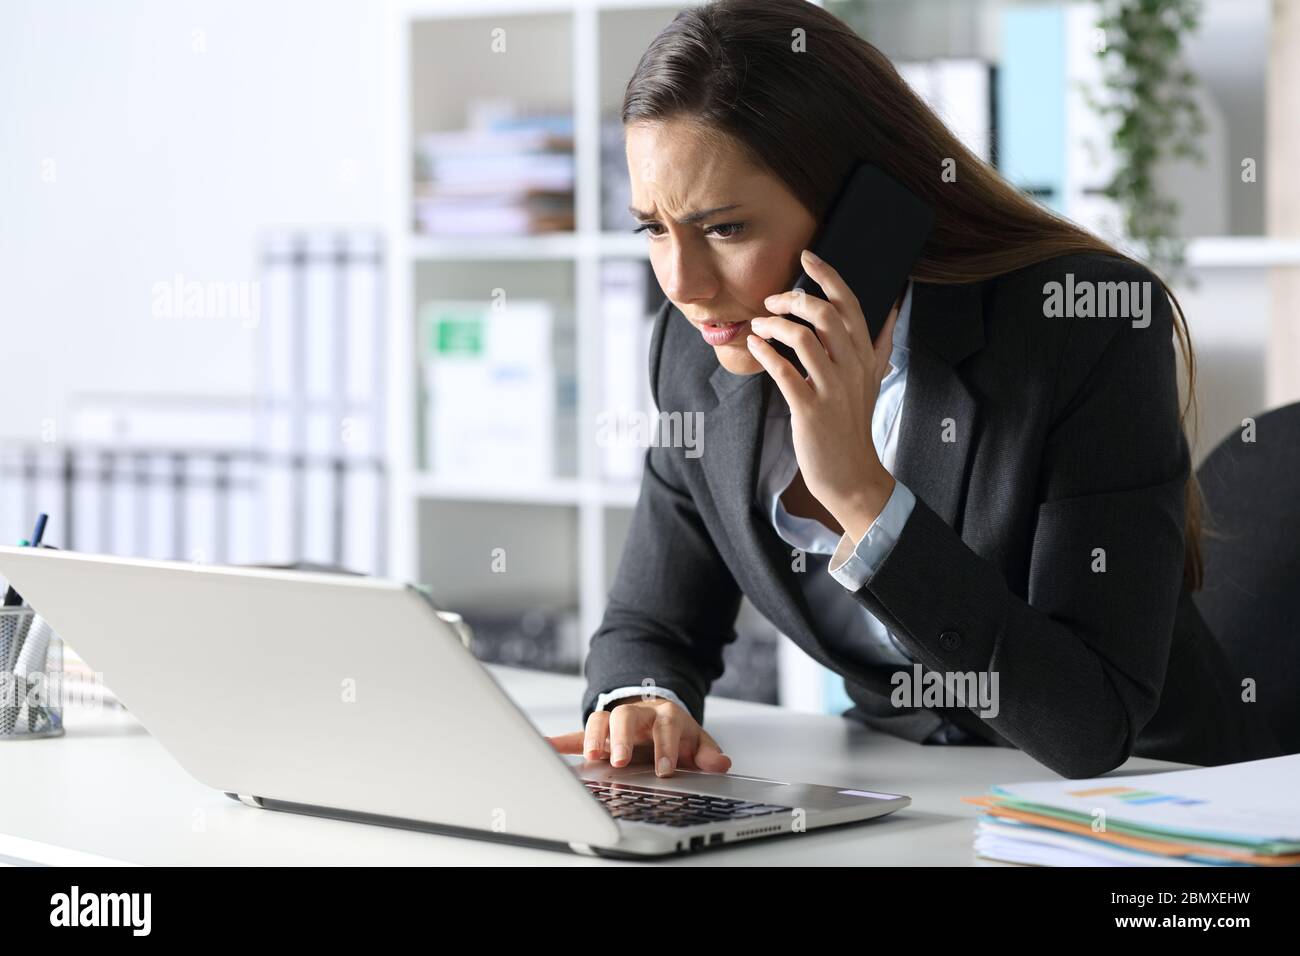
left=581, top=303, right=744, bottom=727
left=847, top=282, right=1190, bottom=779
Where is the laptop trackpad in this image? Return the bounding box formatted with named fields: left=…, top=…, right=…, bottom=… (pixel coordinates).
left=574, top=757, right=794, bottom=800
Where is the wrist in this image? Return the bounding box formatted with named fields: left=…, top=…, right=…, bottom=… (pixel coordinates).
left=832, top=470, right=896, bottom=543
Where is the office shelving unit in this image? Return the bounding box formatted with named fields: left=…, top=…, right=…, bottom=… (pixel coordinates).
left=384, top=0, right=720, bottom=669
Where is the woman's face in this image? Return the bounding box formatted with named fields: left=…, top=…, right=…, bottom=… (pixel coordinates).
left=625, top=118, right=818, bottom=375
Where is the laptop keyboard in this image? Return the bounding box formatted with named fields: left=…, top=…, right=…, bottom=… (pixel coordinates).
left=583, top=780, right=792, bottom=828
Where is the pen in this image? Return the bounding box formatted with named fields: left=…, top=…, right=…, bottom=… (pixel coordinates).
left=2, top=513, right=47, bottom=608
left=30, top=513, right=47, bottom=549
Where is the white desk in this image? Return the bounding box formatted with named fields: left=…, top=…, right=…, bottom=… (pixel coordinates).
left=0, top=665, right=1190, bottom=866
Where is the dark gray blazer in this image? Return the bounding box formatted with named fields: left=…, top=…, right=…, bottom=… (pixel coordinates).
left=582, top=252, right=1283, bottom=778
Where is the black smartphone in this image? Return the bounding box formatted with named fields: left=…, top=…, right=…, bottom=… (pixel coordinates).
left=766, top=162, right=934, bottom=376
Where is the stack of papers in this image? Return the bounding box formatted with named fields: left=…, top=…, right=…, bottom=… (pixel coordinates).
left=964, top=754, right=1300, bottom=866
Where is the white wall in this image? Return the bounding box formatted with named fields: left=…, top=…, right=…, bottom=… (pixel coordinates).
left=0, top=0, right=389, bottom=439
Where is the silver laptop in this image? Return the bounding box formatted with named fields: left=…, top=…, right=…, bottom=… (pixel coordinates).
left=0, top=546, right=909, bottom=858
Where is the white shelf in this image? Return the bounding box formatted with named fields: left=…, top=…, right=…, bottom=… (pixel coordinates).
left=408, top=231, right=648, bottom=261
left=1185, top=236, right=1300, bottom=268
left=409, top=233, right=582, bottom=260
left=412, top=473, right=640, bottom=506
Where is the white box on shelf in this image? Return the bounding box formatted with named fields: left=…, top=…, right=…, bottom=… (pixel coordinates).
left=421, top=299, right=556, bottom=482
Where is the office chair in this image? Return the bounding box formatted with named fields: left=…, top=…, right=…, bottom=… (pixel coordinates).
left=1193, top=401, right=1300, bottom=755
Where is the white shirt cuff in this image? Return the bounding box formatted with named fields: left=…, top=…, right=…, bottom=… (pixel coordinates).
left=595, top=685, right=688, bottom=713
left=827, top=480, right=916, bottom=591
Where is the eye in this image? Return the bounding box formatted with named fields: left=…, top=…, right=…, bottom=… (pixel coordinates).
left=631, top=221, right=748, bottom=239
left=706, top=222, right=746, bottom=239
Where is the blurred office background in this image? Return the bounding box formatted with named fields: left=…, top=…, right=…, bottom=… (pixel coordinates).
left=1, top=0, right=1297, bottom=714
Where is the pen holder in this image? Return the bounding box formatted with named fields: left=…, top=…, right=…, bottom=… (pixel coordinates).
left=0, top=607, right=65, bottom=740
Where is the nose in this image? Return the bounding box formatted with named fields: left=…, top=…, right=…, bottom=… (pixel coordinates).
left=657, top=236, right=719, bottom=304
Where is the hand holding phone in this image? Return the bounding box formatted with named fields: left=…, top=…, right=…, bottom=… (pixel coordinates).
left=766, top=163, right=933, bottom=377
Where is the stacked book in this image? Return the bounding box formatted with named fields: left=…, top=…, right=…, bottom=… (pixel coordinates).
left=964, top=754, right=1300, bottom=866
left=414, top=112, right=575, bottom=236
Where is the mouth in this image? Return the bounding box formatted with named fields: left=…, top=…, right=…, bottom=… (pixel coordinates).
left=694, top=318, right=751, bottom=347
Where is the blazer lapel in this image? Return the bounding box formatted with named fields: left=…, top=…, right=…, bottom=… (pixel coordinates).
left=700, top=364, right=828, bottom=665
left=890, top=279, right=986, bottom=530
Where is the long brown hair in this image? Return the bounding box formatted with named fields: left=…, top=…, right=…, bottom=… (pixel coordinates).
left=623, top=0, right=1203, bottom=589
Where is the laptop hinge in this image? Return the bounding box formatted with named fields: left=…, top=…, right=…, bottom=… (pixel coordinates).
left=235, top=793, right=265, bottom=808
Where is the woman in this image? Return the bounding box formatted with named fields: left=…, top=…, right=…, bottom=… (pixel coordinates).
left=546, top=0, right=1282, bottom=779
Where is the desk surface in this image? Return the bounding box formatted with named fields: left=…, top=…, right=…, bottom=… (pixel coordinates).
left=0, top=665, right=1191, bottom=866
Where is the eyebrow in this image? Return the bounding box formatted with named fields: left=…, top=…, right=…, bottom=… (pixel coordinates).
left=627, top=203, right=742, bottom=225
